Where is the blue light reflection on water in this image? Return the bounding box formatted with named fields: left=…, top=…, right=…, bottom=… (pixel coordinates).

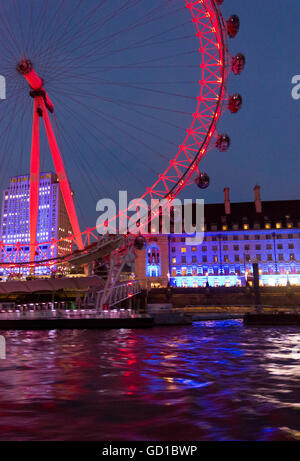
left=0, top=320, right=300, bottom=441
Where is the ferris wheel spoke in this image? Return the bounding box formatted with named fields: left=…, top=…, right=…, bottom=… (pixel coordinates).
left=40, top=2, right=184, bottom=76
left=43, top=0, right=140, bottom=64
left=53, top=88, right=190, bottom=162
left=0, top=0, right=244, bottom=266
left=53, top=97, right=148, bottom=193
left=97, top=30, right=193, bottom=62
left=58, top=94, right=163, bottom=186
left=53, top=103, right=130, bottom=195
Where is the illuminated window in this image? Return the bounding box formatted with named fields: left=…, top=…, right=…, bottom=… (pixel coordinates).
left=192, top=247, right=197, bottom=252
left=243, top=224, right=249, bottom=230
left=146, top=245, right=161, bottom=277
left=265, top=223, right=271, bottom=229
left=276, top=223, right=282, bottom=229
left=172, top=257, right=176, bottom=264
left=213, top=256, right=218, bottom=263
left=181, top=247, right=186, bottom=253
left=182, top=267, right=187, bottom=276
left=222, top=225, right=227, bottom=231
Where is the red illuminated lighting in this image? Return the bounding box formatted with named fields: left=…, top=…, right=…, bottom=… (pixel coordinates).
left=2, top=0, right=232, bottom=272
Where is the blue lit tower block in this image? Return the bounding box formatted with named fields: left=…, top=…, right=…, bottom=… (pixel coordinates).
left=0, top=172, right=72, bottom=276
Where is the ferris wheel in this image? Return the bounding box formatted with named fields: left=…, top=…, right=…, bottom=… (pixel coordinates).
left=0, top=0, right=245, bottom=274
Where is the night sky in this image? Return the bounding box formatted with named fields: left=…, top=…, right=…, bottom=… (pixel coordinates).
left=202, top=0, right=300, bottom=205
left=0, top=0, right=299, bottom=231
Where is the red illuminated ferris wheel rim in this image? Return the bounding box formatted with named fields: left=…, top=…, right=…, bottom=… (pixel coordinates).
left=91, top=0, right=227, bottom=232
left=87, top=0, right=228, bottom=235
left=0, top=0, right=230, bottom=268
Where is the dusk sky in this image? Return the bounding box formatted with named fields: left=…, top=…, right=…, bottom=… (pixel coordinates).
left=0, top=0, right=299, bottom=229
left=203, top=0, right=300, bottom=205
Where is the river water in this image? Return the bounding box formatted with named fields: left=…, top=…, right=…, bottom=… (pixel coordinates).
left=0, top=320, right=299, bottom=441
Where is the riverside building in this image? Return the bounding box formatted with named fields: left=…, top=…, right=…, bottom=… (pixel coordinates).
left=0, top=172, right=72, bottom=276
left=135, top=186, right=300, bottom=288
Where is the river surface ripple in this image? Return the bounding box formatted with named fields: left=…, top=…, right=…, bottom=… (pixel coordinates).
left=0, top=320, right=299, bottom=441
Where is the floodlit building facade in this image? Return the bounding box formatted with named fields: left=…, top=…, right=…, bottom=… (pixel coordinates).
left=0, top=172, right=72, bottom=276
left=135, top=186, right=300, bottom=288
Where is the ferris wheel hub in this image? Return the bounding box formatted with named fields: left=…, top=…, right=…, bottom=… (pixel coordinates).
left=17, top=58, right=33, bottom=75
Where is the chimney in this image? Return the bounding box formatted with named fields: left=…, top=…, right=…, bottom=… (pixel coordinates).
left=254, top=185, right=262, bottom=213
left=224, top=187, right=231, bottom=215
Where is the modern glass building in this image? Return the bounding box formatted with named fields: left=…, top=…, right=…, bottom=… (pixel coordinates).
left=0, top=172, right=72, bottom=276
left=135, top=186, right=300, bottom=288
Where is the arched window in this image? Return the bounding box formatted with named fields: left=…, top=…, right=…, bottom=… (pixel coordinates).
left=146, top=245, right=161, bottom=278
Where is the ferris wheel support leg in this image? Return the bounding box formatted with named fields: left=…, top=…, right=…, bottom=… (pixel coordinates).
left=29, top=97, right=42, bottom=267
left=99, top=246, right=135, bottom=311
left=39, top=99, right=84, bottom=251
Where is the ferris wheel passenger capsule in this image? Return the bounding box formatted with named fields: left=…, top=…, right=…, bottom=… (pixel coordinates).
left=195, top=172, right=210, bottom=189
left=228, top=94, right=242, bottom=114
left=227, top=15, right=240, bottom=38
left=232, top=53, right=246, bottom=75
left=216, top=134, right=231, bottom=152
left=134, top=235, right=146, bottom=250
